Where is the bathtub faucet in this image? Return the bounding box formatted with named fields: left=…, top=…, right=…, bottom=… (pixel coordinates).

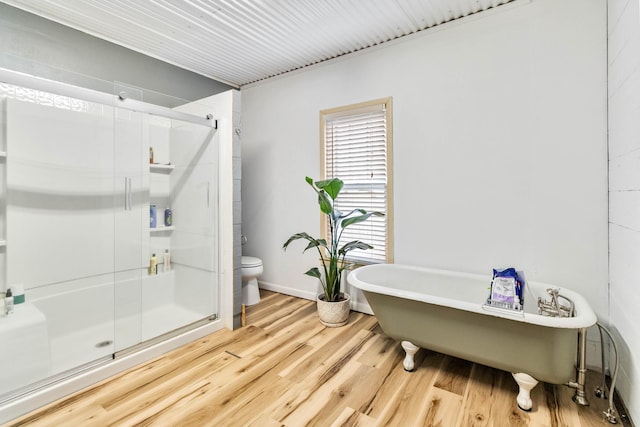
left=537, top=288, right=575, bottom=318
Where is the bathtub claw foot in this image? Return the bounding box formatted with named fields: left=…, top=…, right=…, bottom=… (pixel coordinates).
left=512, top=373, right=538, bottom=411
left=401, top=341, right=419, bottom=371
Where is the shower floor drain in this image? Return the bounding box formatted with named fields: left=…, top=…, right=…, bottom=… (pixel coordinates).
left=95, top=340, right=113, bottom=348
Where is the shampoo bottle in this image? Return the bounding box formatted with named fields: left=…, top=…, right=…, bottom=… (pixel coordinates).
left=5, top=288, right=14, bottom=315
left=150, top=205, right=157, bottom=228
left=149, top=254, right=157, bottom=275
left=163, top=249, right=170, bottom=271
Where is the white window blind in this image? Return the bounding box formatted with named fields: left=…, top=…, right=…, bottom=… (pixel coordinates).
left=323, top=99, right=392, bottom=263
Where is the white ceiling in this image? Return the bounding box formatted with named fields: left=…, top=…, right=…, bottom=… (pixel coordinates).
left=3, top=0, right=514, bottom=88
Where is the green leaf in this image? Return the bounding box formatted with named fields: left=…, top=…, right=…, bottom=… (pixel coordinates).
left=342, top=211, right=384, bottom=228
left=283, top=232, right=319, bottom=251
left=330, top=209, right=341, bottom=225
left=315, top=178, right=343, bottom=200
left=304, top=239, right=328, bottom=255
left=338, top=208, right=366, bottom=219
left=305, top=267, right=322, bottom=280
left=317, top=190, right=333, bottom=215
left=339, top=240, right=373, bottom=256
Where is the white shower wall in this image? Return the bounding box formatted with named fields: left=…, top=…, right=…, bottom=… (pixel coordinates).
left=7, top=98, right=116, bottom=288
left=608, top=0, right=640, bottom=421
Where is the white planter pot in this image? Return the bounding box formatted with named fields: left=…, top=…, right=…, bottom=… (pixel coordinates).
left=316, top=293, right=351, bottom=327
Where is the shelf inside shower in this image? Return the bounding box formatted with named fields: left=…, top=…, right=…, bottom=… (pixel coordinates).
left=150, top=226, right=174, bottom=233
left=150, top=164, right=174, bottom=173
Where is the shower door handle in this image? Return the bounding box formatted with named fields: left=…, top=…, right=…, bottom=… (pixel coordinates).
left=124, top=177, right=132, bottom=211
left=127, top=177, right=132, bottom=210
left=206, top=181, right=210, bottom=207
left=124, top=177, right=129, bottom=210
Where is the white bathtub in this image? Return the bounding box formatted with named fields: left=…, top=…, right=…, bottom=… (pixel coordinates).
left=347, top=264, right=598, bottom=411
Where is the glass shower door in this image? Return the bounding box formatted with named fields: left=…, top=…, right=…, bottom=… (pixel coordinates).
left=3, top=95, right=117, bottom=393
left=113, top=105, right=145, bottom=352
left=139, top=115, right=219, bottom=340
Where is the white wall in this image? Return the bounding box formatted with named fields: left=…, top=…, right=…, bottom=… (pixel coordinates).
left=242, top=0, right=608, bottom=322
left=608, top=0, right=640, bottom=421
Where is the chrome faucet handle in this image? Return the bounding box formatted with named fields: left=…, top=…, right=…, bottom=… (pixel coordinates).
left=546, top=288, right=560, bottom=297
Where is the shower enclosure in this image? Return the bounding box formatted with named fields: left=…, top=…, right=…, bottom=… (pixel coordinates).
left=0, top=69, right=231, bottom=421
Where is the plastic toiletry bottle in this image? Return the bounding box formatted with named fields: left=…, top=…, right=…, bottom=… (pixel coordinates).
left=164, top=208, right=172, bottom=227
left=5, top=288, right=14, bottom=315
left=12, top=283, right=25, bottom=305
left=149, top=254, right=157, bottom=275
left=149, top=147, right=154, bottom=164
left=150, top=205, right=157, bottom=228
left=163, top=249, right=170, bottom=271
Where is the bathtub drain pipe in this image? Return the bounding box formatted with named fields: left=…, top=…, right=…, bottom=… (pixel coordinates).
left=568, top=327, right=589, bottom=407
left=595, top=322, right=619, bottom=424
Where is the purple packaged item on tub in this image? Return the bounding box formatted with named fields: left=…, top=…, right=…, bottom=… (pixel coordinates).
left=488, top=268, right=524, bottom=310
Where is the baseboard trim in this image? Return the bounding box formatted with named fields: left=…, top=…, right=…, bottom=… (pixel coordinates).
left=258, top=281, right=317, bottom=301
left=258, top=281, right=373, bottom=315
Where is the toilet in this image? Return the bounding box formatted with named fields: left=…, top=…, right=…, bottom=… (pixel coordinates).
left=241, top=256, right=263, bottom=306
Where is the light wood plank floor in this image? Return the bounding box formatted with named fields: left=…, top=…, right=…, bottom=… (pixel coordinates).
left=5, top=290, right=627, bottom=426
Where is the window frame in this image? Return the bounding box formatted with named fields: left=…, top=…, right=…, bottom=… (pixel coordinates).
left=319, top=97, right=394, bottom=264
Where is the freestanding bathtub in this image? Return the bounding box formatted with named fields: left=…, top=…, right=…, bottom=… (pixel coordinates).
left=347, top=264, right=597, bottom=411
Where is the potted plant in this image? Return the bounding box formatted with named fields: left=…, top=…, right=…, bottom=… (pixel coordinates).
left=283, top=176, right=383, bottom=327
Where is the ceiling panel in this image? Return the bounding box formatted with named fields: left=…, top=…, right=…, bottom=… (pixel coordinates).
left=2, top=0, right=515, bottom=87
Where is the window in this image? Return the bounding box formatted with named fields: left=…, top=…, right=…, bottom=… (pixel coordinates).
left=321, top=97, right=393, bottom=263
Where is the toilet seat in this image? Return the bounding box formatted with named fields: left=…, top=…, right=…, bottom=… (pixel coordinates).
left=242, top=256, right=262, bottom=268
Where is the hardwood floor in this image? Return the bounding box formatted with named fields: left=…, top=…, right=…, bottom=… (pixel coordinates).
left=6, top=290, right=627, bottom=426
